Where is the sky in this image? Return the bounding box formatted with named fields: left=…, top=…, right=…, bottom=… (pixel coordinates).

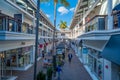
left=39, top=0, right=78, bottom=30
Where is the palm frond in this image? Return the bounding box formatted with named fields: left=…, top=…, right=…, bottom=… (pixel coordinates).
left=40, top=0, right=50, bottom=2
left=60, top=0, right=70, bottom=7
left=54, top=0, right=58, bottom=3
left=59, top=20, right=68, bottom=29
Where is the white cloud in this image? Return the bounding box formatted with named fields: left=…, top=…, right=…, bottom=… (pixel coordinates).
left=70, top=7, right=75, bottom=12
left=46, top=14, right=51, bottom=18
left=58, top=6, right=69, bottom=15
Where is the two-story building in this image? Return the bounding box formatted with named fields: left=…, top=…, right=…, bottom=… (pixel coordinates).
left=0, top=0, right=54, bottom=79
left=70, top=0, right=120, bottom=80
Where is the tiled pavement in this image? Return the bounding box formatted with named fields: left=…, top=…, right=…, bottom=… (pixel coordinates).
left=12, top=43, right=92, bottom=80
left=60, top=49, right=92, bottom=80
left=13, top=58, right=44, bottom=80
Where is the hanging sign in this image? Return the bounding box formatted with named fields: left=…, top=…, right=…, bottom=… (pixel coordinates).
left=82, top=47, right=88, bottom=54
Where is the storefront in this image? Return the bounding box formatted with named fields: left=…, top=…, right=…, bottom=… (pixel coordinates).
left=38, top=38, right=45, bottom=58
left=0, top=45, right=33, bottom=79
left=0, top=46, right=33, bottom=70
left=111, top=63, right=120, bottom=80
left=87, top=48, right=103, bottom=80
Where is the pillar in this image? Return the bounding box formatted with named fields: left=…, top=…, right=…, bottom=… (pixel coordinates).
left=107, top=0, right=113, bottom=30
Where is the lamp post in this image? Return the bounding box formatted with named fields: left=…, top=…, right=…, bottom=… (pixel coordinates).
left=52, top=2, right=57, bottom=77
left=33, top=0, right=40, bottom=80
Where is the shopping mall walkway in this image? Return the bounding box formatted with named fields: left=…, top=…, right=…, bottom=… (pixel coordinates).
left=59, top=49, right=92, bottom=80
left=12, top=42, right=92, bottom=80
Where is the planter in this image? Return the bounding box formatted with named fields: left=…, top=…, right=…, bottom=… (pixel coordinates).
left=37, top=71, right=46, bottom=80
left=47, top=67, right=53, bottom=80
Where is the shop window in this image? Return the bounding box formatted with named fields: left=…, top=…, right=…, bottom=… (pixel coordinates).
left=6, top=47, right=32, bottom=68
left=113, top=14, right=118, bottom=29
left=88, top=55, right=93, bottom=71
left=16, top=22, right=21, bottom=32
left=98, top=61, right=103, bottom=80
left=22, top=24, right=27, bottom=33
left=22, top=23, right=30, bottom=33
left=0, top=18, right=3, bottom=30
left=8, top=19, right=14, bottom=32
left=28, top=26, right=33, bottom=34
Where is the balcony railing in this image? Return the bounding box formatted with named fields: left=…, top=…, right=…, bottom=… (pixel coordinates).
left=0, top=16, right=22, bottom=32
left=85, top=15, right=107, bottom=32
left=0, top=16, right=34, bottom=34
left=17, top=0, right=35, bottom=16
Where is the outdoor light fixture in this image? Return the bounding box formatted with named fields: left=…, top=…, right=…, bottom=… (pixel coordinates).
left=0, top=54, right=4, bottom=58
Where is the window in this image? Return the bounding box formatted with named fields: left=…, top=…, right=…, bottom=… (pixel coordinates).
left=8, top=19, right=14, bottom=32
left=0, top=18, right=3, bottom=30
left=113, top=14, right=119, bottom=29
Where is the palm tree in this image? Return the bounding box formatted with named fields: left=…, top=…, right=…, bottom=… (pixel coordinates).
left=52, top=0, right=70, bottom=77
left=53, top=1, right=70, bottom=55
left=59, top=20, right=68, bottom=29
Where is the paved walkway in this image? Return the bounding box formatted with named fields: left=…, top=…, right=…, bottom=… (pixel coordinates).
left=13, top=58, right=44, bottom=80
left=59, top=49, right=92, bottom=80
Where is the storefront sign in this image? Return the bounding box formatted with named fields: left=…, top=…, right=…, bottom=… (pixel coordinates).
left=82, top=47, right=88, bottom=54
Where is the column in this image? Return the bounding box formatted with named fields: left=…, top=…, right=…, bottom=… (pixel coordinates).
left=82, top=8, right=86, bottom=33
left=103, top=59, right=112, bottom=80
left=77, top=25, right=79, bottom=36
left=107, top=0, right=113, bottom=30
left=82, top=17, right=85, bottom=33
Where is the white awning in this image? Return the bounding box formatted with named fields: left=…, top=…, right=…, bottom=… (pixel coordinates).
left=39, top=38, right=45, bottom=44
left=83, top=40, right=108, bottom=52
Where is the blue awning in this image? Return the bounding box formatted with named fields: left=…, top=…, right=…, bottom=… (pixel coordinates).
left=101, top=34, right=120, bottom=65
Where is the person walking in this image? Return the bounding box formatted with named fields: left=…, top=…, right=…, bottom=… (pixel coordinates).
left=42, top=50, right=45, bottom=58
left=68, top=53, right=73, bottom=63
left=56, top=65, right=62, bottom=80
left=62, top=52, right=65, bottom=60
left=43, top=58, right=48, bottom=68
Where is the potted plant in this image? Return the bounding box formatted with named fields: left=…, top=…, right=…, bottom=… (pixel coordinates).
left=37, top=71, right=46, bottom=80
left=47, top=67, right=53, bottom=80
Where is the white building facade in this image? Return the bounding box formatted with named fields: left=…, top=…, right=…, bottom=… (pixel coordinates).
left=0, top=0, right=54, bottom=79
left=70, top=0, right=120, bottom=80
